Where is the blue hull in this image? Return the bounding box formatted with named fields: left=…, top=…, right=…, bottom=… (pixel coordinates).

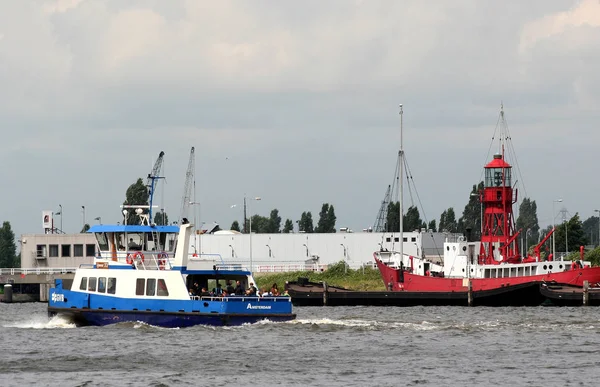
left=48, top=307, right=296, bottom=328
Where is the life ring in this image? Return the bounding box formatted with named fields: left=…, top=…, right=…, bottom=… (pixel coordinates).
left=158, top=259, right=166, bottom=270
left=192, top=253, right=198, bottom=257
left=158, top=252, right=168, bottom=259
left=126, top=253, right=134, bottom=265
left=134, top=252, right=145, bottom=263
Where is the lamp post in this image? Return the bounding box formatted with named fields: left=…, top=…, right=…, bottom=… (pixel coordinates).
left=81, top=206, right=86, bottom=230
left=595, top=209, right=600, bottom=248
left=565, top=218, right=568, bottom=258
left=552, top=199, right=562, bottom=259
left=266, top=244, right=271, bottom=258
left=190, top=201, right=201, bottom=256
left=228, top=244, right=235, bottom=258
left=94, top=216, right=102, bottom=225
left=58, top=204, right=63, bottom=233
left=302, top=243, right=308, bottom=257
left=248, top=196, right=261, bottom=273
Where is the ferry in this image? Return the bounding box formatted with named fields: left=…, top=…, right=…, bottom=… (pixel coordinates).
left=48, top=155, right=295, bottom=327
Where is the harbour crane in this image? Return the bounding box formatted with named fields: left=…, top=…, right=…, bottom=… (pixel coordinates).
left=147, top=151, right=165, bottom=222
left=179, top=147, right=195, bottom=225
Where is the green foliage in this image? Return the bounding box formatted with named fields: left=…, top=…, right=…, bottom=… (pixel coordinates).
left=282, top=219, right=294, bottom=233
left=458, top=182, right=483, bottom=240
left=585, top=247, right=600, bottom=267
left=123, top=178, right=149, bottom=225
left=516, top=198, right=540, bottom=245
left=316, top=203, right=337, bottom=233
left=439, top=208, right=457, bottom=233
left=582, top=215, right=600, bottom=247
left=154, top=211, right=169, bottom=226
left=554, top=213, right=587, bottom=253
left=230, top=220, right=241, bottom=232
left=0, top=221, right=17, bottom=267
left=428, top=219, right=437, bottom=232
left=404, top=205, right=423, bottom=232
left=386, top=202, right=399, bottom=232
left=255, top=261, right=385, bottom=292
left=298, top=211, right=314, bottom=233
left=249, top=214, right=269, bottom=233
left=266, top=209, right=282, bottom=233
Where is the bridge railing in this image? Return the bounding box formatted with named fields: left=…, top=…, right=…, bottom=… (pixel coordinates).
left=0, top=267, right=77, bottom=275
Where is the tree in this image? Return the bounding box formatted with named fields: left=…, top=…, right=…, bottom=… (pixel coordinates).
left=515, top=197, right=540, bottom=247
left=555, top=213, right=587, bottom=254
left=404, top=206, right=423, bottom=232
left=283, top=219, right=294, bottom=233
left=439, top=208, right=457, bottom=233
left=154, top=211, right=169, bottom=226
left=230, top=220, right=241, bottom=232
left=386, top=202, right=400, bottom=232
left=123, top=178, right=149, bottom=225
left=298, top=211, right=314, bottom=233
left=266, top=209, right=282, bottom=233
left=316, top=203, right=337, bottom=233
left=249, top=215, right=270, bottom=233
left=0, top=221, right=17, bottom=267
left=428, top=219, right=437, bottom=232
left=582, top=215, right=600, bottom=247
left=458, top=182, right=483, bottom=240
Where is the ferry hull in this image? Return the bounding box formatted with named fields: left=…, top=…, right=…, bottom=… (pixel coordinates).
left=375, top=257, right=600, bottom=293
left=48, top=307, right=295, bottom=327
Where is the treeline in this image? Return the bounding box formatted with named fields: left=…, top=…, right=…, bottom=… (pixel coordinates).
left=231, top=203, right=337, bottom=234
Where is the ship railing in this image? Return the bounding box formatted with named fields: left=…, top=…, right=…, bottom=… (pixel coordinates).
left=255, top=264, right=329, bottom=273
left=0, top=267, right=78, bottom=275
left=190, top=295, right=291, bottom=302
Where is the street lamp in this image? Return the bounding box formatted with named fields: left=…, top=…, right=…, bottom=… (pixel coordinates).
left=595, top=209, right=600, bottom=248
left=81, top=206, right=86, bottom=230
left=248, top=196, right=261, bottom=272
left=57, top=204, right=63, bottom=233
left=302, top=243, right=309, bottom=257
left=228, top=244, right=235, bottom=258
left=552, top=199, right=562, bottom=260
left=190, top=201, right=202, bottom=255
left=266, top=244, right=271, bottom=258
left=94, top=216, right=102, bottom=225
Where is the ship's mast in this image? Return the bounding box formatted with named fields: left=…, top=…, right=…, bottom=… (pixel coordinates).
left=399, top=104, right=404, bottom=262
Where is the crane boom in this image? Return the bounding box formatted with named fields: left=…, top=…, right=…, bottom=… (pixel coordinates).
left=147, top=151, right=165, bottom=222
left=179, top=147, right=195, bottom=224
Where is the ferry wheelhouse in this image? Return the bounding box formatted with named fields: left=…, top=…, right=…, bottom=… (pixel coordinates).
left=48, top=215, right=295, bottom=328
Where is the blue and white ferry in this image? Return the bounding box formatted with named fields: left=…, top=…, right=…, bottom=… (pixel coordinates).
left=48, top=210, right=296, bottom=328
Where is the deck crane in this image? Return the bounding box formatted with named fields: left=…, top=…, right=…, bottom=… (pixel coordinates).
left=179, top=147, right=195, bottom=225
left=147, top=151, right=165, bottom=223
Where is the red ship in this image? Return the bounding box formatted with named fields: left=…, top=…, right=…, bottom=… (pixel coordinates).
left=374, top=106, right=600, bottom=297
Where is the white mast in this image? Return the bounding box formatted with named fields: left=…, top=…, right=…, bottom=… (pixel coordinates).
left=399, top=104, right=404, bottom=262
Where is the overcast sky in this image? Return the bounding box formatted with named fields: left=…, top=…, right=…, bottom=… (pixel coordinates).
left=2, top=0, right=600, bottom=241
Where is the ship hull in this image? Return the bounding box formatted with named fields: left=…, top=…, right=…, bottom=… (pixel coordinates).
left=48, top=307, right=295, bottom=327
left=375, top=256, right=600, bottom=293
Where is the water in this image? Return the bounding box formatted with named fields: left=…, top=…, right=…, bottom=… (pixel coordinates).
left=1, top=303, right=599, bottom=386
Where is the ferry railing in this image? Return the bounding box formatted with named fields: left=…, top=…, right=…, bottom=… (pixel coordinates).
left=0, top=267, right=78, bottom=275
left=190, top=295, right=291, bottom=302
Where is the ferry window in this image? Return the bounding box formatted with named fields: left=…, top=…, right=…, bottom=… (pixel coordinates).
left=96, top=233, right=109, bottom=251
left=88, top=277, right=97, bottom=292
left=157, top=279, right=169, bottom=296
left=386, top=237, right=391, bottom=242
left=61, top=244, right=71, bottom=257
left=411, top=237, right=416, bottom=242
left=394, top=237, right=399, bottom=242
left=74, top=244, right=84, bottom=257
left=49, top=245, right=59, bottom=257
left=86, top=244, right=96, bottom=257
left=128, top=234, right=144, bottom=251
left=107, top=278, right=117, bottom=294
left=135, top=278, right=145, bottom=296
left=36, top=245, right=47, bottom=258
left=403, top=237, right=407, bottom=242
left=98, top=277, right=106, bottom=293
left=79, top=277, right=87, bottom=290
left=146, top=279, right=156, bottom=296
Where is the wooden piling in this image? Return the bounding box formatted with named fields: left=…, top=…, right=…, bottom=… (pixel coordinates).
left=583, top=280, right=589, bottom=306
left=468, top=280, right=473, bottom=307
left=323, top=282, right=328, bottom=306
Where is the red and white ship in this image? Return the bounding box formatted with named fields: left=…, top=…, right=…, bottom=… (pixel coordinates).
left=374, top=106, right=600, bottom=296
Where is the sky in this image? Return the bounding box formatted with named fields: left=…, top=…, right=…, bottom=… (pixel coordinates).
left=2, top=0, right=600, bottom=243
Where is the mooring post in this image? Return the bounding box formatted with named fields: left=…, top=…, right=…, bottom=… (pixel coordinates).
left=583, top=280, right=589, bottom=306
left=323, top=282, right=328, bottom=306
left=468, top=280, right=473, bottom=307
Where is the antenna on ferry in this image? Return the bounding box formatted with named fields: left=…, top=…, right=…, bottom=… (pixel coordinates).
left=399, top=103, right=404, bottom=263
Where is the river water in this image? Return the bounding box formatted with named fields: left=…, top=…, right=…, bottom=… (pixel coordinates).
left=0, top=303, right=598, bottom=387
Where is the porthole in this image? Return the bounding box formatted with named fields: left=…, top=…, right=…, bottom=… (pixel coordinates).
left=462, top=268, right=465, bottom=272
left=446, top=246, right=450, bottom=251
left=462, top=246, right=467, bottom=251
left=549, top=265, right=553, bottom=270
left=559, top=265, right=563, bottom=269
left=543, top=265, right=547, bottom=270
